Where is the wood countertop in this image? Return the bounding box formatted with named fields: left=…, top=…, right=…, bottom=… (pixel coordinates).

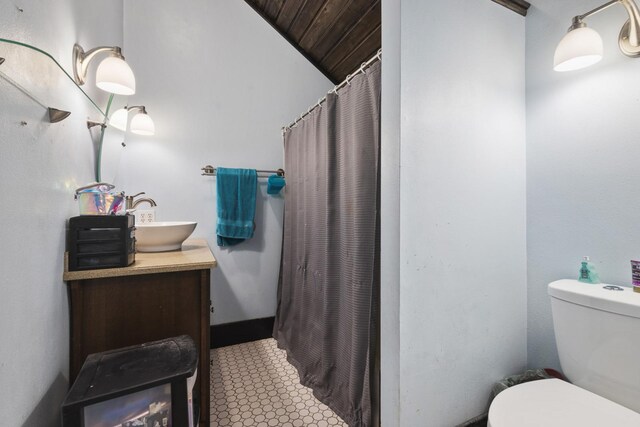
left=63, top=238, right=217, bottom=281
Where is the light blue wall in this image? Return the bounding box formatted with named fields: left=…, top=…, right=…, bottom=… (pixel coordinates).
left=380, top=0, right=401, bottom=424
left=0, top=1, right=123, bottom=425
left=526, top=0, right=640, bottom=369
left=380, top=1, right=527, bottom=425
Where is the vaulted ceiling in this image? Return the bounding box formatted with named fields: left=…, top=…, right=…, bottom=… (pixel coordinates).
left=491, top=0, right=530, bottom=16
left=245, top=0, right=529, bottom=85
left=245, top=0, right=381, bottom=84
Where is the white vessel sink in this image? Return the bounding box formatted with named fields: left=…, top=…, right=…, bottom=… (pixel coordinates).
left=135, top=221, right=197, bottom=252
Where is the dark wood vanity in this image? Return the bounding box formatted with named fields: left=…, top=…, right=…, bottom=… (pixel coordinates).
left=63, top=239, right=216, bottom=427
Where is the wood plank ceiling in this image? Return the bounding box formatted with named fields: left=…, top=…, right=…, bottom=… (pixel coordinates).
left=491, top=0, right=530, bottom=17
left=245, top=0, right=381, bottom=84
left=245, top=0, right=530, bottom=85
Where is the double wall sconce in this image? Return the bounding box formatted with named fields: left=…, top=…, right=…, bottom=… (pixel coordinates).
left=75, top=44, right=156, bottom=135
left=109, top=106, right=155, bottom=136
left=73, top=44, right=136, bottom=95
left=554, top=0, right=640, bottom=71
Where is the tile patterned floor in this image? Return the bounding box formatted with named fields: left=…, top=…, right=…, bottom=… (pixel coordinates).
left=210, top=338, right=348, bottom=427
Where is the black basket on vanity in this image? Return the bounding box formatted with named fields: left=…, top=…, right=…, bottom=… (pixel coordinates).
left=68, top=214, right=135, bottom=271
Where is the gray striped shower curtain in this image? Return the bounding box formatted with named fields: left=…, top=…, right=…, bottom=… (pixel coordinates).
left=273, top=60, right=380, bottom=427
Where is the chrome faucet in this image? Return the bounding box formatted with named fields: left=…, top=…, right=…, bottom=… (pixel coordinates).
left=125, top=192, right=157, bottom=210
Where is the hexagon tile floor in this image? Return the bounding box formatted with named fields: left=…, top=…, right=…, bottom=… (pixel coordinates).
left=210, top=338, right=348, bottom=427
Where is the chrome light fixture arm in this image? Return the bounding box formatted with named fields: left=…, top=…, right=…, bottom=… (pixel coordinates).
left=73, top=44, right=124, bottom=85
left=575, top=0, right=620, bottom=23
left=570, top=0, right=640, bottom=57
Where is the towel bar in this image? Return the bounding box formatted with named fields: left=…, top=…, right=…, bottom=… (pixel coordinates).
left=201, top=165, right=284, bottom=178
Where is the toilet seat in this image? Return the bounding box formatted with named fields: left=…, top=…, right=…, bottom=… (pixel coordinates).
left=488, top=378, right=640, bottom=427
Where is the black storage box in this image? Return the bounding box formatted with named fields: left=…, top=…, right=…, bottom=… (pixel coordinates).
left=68, top=214, right=135, bottom=271
left=61, top=335, right=199, bottom=427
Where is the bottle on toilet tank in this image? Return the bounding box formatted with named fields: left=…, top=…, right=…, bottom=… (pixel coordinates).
left=578, top=256, right=600, bottom=284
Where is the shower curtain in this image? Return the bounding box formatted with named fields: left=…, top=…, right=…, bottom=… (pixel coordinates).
left=273, top=60, right=380, bottom=427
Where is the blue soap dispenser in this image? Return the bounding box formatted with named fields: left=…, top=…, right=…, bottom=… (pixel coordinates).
left=578, top=256, right=600, bottom=284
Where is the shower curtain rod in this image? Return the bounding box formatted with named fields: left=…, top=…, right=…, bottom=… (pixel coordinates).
left=282, top=49, right=382, bottom=132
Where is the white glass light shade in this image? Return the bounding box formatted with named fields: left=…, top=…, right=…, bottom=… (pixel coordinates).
left=554, top=27, right=604, bottom=72
left=95, top=56, right=136, bottom=95
left=130, top=112, right=155, bottom=136
left=109, top=108, right=129, bottom=131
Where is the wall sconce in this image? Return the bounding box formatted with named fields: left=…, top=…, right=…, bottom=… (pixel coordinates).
left=109, top=105, right=155, bottom=136
left=73, top=44, right=136, bottom=95
left=554, top=0, right=640, bottom=71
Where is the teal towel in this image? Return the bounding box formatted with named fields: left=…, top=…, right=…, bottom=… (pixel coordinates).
left=216, top=167, right=257, bottom=247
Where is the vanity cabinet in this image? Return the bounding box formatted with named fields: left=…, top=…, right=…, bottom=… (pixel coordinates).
left=63, top=239, right=216, bottom=427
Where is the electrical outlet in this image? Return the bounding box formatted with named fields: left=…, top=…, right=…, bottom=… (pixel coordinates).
left=135, top=209, right=155, bottom=224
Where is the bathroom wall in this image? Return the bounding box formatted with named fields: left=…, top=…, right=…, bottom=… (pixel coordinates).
left=0, top=1, right=123, bottom=425
left=120, top=0, right=332, bottom=325
left=380, top=0, right=401, bottom=425
left=526, top=0, right=640, bottom=369
left=382, top=0, right=528, bottom=425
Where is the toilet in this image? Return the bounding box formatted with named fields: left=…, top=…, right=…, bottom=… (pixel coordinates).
left=488, top=279, right=640, bottom=426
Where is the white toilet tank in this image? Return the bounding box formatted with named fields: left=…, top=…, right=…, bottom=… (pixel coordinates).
left=549, top=279, right=640, bottom=413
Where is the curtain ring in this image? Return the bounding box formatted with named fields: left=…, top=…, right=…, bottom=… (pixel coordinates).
left=360, top=62, right=367, bottom=75
left=346, top=74, right=352, bottom=86
left=377, top=49, right=382, bottom=60
left=316, top=98, right=323, bottom=109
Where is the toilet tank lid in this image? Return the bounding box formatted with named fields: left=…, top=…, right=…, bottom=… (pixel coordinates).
left=548, top=279, right=640, bottom=319
left=489, top=379, right=640, bottom=427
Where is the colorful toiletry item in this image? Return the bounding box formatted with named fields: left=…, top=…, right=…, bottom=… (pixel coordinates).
left=630, top=260, right=640, bottom=293
left=578, top=256, right=600, bottom=284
